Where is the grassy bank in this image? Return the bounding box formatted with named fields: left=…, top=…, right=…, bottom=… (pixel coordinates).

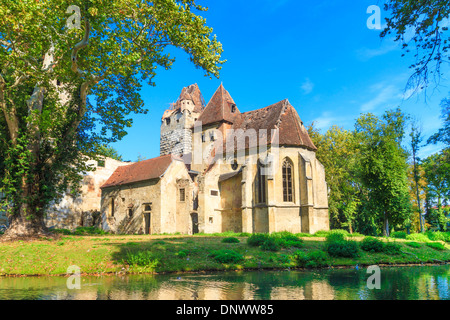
left=1, top=230, right=450, bottom=277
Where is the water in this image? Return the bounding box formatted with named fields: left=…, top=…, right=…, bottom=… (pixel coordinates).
left=0, top=265, right=449, bottom=300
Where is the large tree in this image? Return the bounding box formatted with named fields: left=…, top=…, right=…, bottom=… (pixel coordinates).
left=354, top=108, right=412, bottom=236
left=381, top=0, right=450, bottom=92
left=0, top=0, right=224, bottom=239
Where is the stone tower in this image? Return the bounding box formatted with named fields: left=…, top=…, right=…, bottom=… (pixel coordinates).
left=160, top=84, right=205, bottom=156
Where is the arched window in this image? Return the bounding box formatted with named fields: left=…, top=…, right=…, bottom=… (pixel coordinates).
left=257, top=161, right=266, bottom=204
left=282, top=159, right=294, bottom=202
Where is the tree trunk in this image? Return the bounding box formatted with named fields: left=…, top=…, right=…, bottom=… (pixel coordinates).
left=383, top=212, right=390, bottom=237
left=2, top=205, right=49, bottom=240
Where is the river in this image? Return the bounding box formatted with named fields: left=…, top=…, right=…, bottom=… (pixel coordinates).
left=0, top=265, right=449, bottom=300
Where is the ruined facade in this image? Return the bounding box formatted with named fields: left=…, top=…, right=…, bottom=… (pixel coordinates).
left=100, top=84, right=329, bottom=235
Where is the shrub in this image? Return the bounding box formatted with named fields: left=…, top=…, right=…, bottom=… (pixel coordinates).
left=176, top=250, right=189, bottom=258
left=208, top=250, right=244, bottom=264
left=294, top=250, right=329, bottom=268
left=326, top=240, right=359, bottom=258
left=406, top=233, right=430, bottom=243
left=260, top=237, right=281, bottom=252
left=383, top=242, right=402, bottom=255
left=425, top=231, right=448, bottom=242
left=325, top=232, right=346, bottom=243
left=317, top=229, right=349, bottom=239
left=125, top=250, right=159, bottom=267
left=390, top=231, right=407, bottom=239
left=426, top=242, right=447, bottom=251
left=247, top=234, right=270, bottom=247
left=272, top=232, right=304, bottom=248
left=348, top=232, right=364, bottom=238
left=360, top=237, right=385, bottom=252
left=222, top=237, right=240, bottom=244
left=406, top=241, right=422, bottom=248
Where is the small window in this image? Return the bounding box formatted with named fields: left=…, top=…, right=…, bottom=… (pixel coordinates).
left=201, top=134, right=206, bottom=143
left=165, top=118, right=171, bottom=126
left=210, top=190, right=219, bottom=197
left=143, top=203, right=152, bottom=212
left=231, top=104, right=237, bottom=113
left=128, top=209, right=133, bottom=218
left=110, top=199, right=115, bottom=217
left=231, top=159, right=238, bottom=171
left=209, top=217, right=214, bottom=224
left=179, top=188, right=186, bottom=202
left=210, top=131, right=215, bottom=142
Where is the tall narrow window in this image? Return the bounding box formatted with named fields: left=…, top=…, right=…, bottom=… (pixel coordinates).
left=282, top=159, right=293, bottom=202
left=180, top=188, right=186, bottom=202
left=257, top=161, right=266, bottom=204
left=111, top=198, right=115, bottom=217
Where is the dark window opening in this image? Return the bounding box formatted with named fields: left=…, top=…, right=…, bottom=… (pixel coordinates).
left=210, top=190, right=219, bottom=196
left=144, top=203, right=152, bottom=212
left=128, top=209, right=133, bottom=218
left=257, top=162, right=266, bottom=204
left=282, top=159, right=294, bottom=202
left=231, top=104, right=237, bottom=113
left=201, top=134, right=206, bottom=143
left=111, top=199, right=115, bottom=217
left=165, top=118, right=171, bottom=126
left=231, top=160, right=238, bottom=171
left=180, top=188, right=186, bottom=202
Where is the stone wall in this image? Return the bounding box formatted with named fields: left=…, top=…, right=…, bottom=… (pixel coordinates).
left=45, top=157, right=130, bottom=231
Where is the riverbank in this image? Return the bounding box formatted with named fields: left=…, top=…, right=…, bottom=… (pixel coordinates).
left=1, top=232, right=450, bottom=277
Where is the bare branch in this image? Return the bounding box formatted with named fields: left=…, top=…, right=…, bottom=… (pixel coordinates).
left=71, top=18, right=91, bottom=75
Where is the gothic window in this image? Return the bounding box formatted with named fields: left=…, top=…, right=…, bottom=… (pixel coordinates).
left=282, top=159, right=294, bottom=202
left=257, top=161, right=266, bottom=204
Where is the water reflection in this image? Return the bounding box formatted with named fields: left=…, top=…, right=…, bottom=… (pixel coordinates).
left=0, top=266, right=449, bottom=300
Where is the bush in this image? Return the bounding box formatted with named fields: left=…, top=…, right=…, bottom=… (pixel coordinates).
left=383, top=242, right=402, bottom=255
left=326, top=240, right=359, bottom=258
left=176, top=250, right=189, bottom=258
left=425, top=231, right=448, bottom=242
left=260, top=237, right=281, bottom=252
left=390, top=231, right=407, bottom=239
left=247, top=234, right=270, bottom=247
left=271, top=232, right=304, bottom=248
left=222, top=237, right=240, bottom=244
left=406, top=233, right=431, bottom=243
left=208, top=250, right=244, bottom=264
left=125, top=250, right=159, bottom=267
left=360, top=237, right=385, bottom=252
left=325, top=232, right=346, bottom=243
left=426, top=242, right=447, bottom=251
left=294, top=250, right=329, bottom=268
left=74, top=227, right=108, bottom=235
left=406, top=241, right=422, bottom=248
left=317, top=229, right=350, bottom=239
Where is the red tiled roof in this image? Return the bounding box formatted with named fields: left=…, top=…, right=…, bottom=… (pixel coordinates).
left=222, top=99, right=317, bottom=152
left=101, top=155, right=174, bottom=189
left=197, top=84, right=240, bottom=126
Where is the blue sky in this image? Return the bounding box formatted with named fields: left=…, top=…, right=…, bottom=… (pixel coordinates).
left=109, top=0, right=449, bottom=162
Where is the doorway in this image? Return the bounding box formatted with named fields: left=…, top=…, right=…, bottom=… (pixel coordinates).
left=191, top=213, right=199, bottom=235
left=144, top=213, right=151, bottom=235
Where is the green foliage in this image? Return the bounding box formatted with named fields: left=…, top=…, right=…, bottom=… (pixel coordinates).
left=271, top=232, right=304, bottom=248
left=325, top=231, right=347, bottom=243
left=247, top=234, right=269, bottom=247
left=293, top=250, right=329, bottom=269
left=326, top=240, right=360, bottom=258
left=360, top=237, right=385, bottom=253
left=73, top=227, right=108, bottom=235
left=390, top=231, right=408, bottom=239
left=425, top=231, right=448, bottom=242
left=124, top=250, right=159, bottom=267
left=208, top=250, right=244, bottom=264
left=426, top=242, right=447, bottom=251
left=383, top=242, right=402, bottom=255
left=406, top=241, right=422, bottom=248
left=221, top=237, right=240, bottom=244
left=406, top=233, right=431, bottom=243
left=176, top=250, right=189, bottom=258
left=0, top=0, right=225, bottom=235
left=260, top=237, right=281, bottom=252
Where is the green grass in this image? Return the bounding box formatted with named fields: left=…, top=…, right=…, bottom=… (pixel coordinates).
left=1, top=232, right=450, bottom=276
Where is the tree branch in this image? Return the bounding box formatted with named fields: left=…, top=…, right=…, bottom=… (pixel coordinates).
left=71, top=18, right=91, bottom=75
